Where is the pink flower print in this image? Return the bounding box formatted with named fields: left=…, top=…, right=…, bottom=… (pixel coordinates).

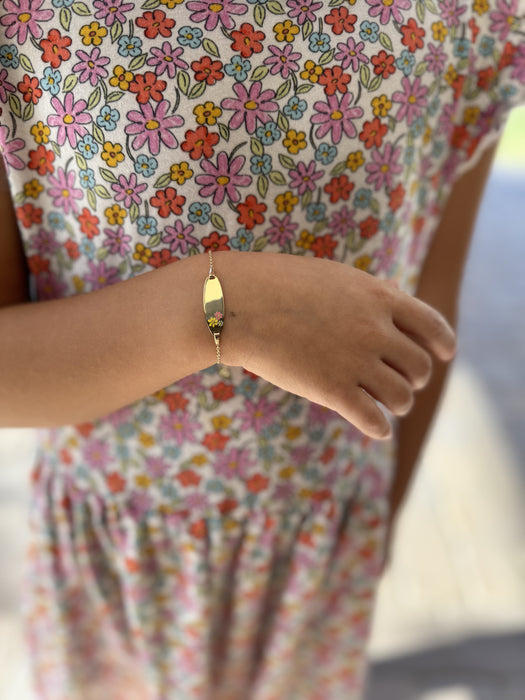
left=184, top=492, right=209, bottom=509
left=0, top=69, right=16, bottom=103
left=365, top=0, right=411, bottom=25
left=221, top=82, right=279, bottom=134
left=102, top=226, right=132, bottom=256
left=30, top=228, right=60, bottom=256
left=234, top=396, right=281, bottom=432
left=424, top=42, right=447, bottom=76
left=373, top=232, right=401, bottom=275
left=439, top=0, right=467, bottom=27
left=287, top=0, right=323, bottom=25
left=335, top=38, right=369, bottom=72
left=511, top=44, right=525, bottom=84
left=147, top=42, right=188, bottom=78
left=289, top=443, right=316, bottom=465
left=72, top=47, right=110, bottom=87
left=265, top=214, right=298, bottom=246
left=289, top=160, right=324, bottom=195
left=47, top=93, right=91, bottom=148
left=186, top=0, right=247, bottom=31
left=264, top=44, right=301, bottom=79
left=82, top=439, right=112, bottom=470
left=308, top=402, right=338, bottom=427
left=128, top=490, right=154, bottom=519
left=436, top=102, right=456, bottom=137
left=159, top=412, right=201, bottom=446
left=145, top=456, right=170, bottom=478
left=84, top=260, right=120, bottom=290
left=0, top=0, right=53, bottom=45
left=176, top=373, right=205, bottom=393
left=328, top=205, right=357, bottom=237
left=162, top=220, right=199, bottom=254
left=311, top=92, right=364, bottom=144
left=47, top=168, right=83, bottom=215
left=112, top=173, right=147, bottom=208
left=93, top=0, right=135, bottom=27
left=105, top=404, right=134, bottom=427
left=489, top=0, right=518, bottom=41
left=125, top=100, right=184, bottom=156
left=0, top=125, right=25, bottom=170
left=365, top=142, right=402, bottom=190
left=36, top=271, right=67, bottom=300
left=392, top=76, right=428, bottom=127
left=195, top=151, right=252, bottom=205
left=215, top=446, right=256, bottom=479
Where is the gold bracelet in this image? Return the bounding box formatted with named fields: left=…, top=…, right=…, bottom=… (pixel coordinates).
left=203, top=249, right=226, bottom=368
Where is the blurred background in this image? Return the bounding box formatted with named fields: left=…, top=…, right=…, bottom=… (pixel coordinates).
left=0, top=108, right=524, bottom=700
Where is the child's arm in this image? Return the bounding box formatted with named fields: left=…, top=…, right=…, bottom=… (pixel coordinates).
left=0, top=157, right=455, bottom=432
left=387, top=142, right=499, bottom=528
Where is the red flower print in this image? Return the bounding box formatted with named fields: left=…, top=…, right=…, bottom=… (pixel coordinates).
left=324, top=174, right=354, bottom=203
left=359, top=216, right=379, bottom=239
left=319, top=65, right=351, bottom=95
left=176, top=470, right=202, bottom=487
left=217, top=498, right=238, bottom=515
left=181, top=125, right=219, bottom=160
left=150, top=187, right=185, bottom=217
left=203, top=431, right=230, bottom=451
left=189, top=519, right=207, bottom=538
left=18, top=74, right=42, bottom=104
left=106, top=471, right=126, bottom=493
left=388, top=183, right=405, bottom=211
left=76, top=422, right=94, bottom=437
left=236, top=194, right=267, bottom=229
left=231, top=23, right=264, bottom=58
left=64, top=239, right=80, bottom=260
left=27, top=254, right=50, bottom=275
left=211, top=382, right=235, bottom=401
left=359, top=117, right=388, bottom=149
left=298, top=532, right=314, bottom=546
left=400, top=18, right=425, bottom=52
left=371, top=51, right=396, bottom=78
left=28, top=145, right=55, bottom=175
left=246, top=473, right=269, bottom=494
left=129, top=72, right=167, bottom=104
left=311, top=488, right=332, bottom=503
left=310, top=233, right=338, bottom=259
left=148, top=249, right=177, bottom=267
left=320, top=446, right=336, bottom=464
left=450, top=125, right=469, bottom=149
left=477, top=67, right=497, bottom=91
left=125, top=557, right=140, bottom=572
left=202, top=231, right=230, bottom=252
left=40, top=28, right=71, bottom=68
left=16, top=202, right=42, bottom=227
left=191, top=56, right=224, bottom=85
left=468, top=17, right=480, bottom=43
left=163, top=393, right=189, bottom=412
left=136, top=10, right=175, bottom=39
left=324, top=7, right=357, bottom=35
left=451, top=74, right=465, bottom=100
left=499, top=41, right=517, bottom=70
left=78, top=208, right=100, bottom=238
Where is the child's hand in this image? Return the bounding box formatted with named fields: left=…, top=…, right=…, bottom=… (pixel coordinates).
left=222, top=253, right=456, bottom=440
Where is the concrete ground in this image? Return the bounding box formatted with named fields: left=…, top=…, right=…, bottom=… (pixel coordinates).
left=0, top=162, right=524, bottom=700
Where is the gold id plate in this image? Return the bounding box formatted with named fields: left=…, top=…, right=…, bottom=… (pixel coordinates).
left=203, top=275, right=224, bottom=337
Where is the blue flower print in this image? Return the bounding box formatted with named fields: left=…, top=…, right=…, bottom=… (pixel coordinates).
left=117, top=423, right=135, bottom=438
left=134, top=154, right=158, bottom=177
left=136, top=406, right=154, bottom=424
left=77, top=135, right=99, bottom=159
left=453, top=38, right=470, bottom=59
left=0, top=45, right=19, bottom=69
left=432, top=141, right=444, bottom=158
left=283, top=96, right=307, bottom=120
left=188, top=201, right=211, bottom=224
left=479, top=36, right=495, bottom=57
left=79, top=168, right=96, bottom=189
left=97, top=106, right=120, bottom=131
left=354, top=188, right=372, bottom=208
left=40, top=67, right=62, bottom=96
left=315, top=143, right=337, bottom=165
left=500, top=84, right=517, bottom=100
left=231, top=228, right=254, bottom=251
left=137, top=216, right=158, bottom=236
left=410, top=116, right=425, bottom=137
left=404, top=145, right=415, bottom=165
left=247, top=0, right=268, bottom=5
left=178, top=26, right=203, bottom=49
left=47, top=212, right=64, bottom=229
left=256, top=121, right=281, bottom=145
left=239, top=378, right=257, bottom=399
left=380, top=211, right=394, bottom=231
left=359, top=21, right=379, bottom=43
left=250, top=153, right=272, bottom=175
left=309, top=32, right=331, bottom=53
left=258, top=443, right=276, bottom=460
left=306, top=202, right=326, bottom=221
left=52, top=0, right=73, bottom=6
left=79, top=238, right=96, bottom=260
left=428, top=96, right=440, bottom=116
left=225, top=56, right=251, bottom=82
left=395, top=50, right=415, bottom=76
left=118, top=35, right=142, bottom=58
left=163, top=445, right=181, bottom=460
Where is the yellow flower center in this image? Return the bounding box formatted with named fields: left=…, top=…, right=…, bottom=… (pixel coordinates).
left=61, top=189, right=69, bottom=197
left=145, top=119, right=159, bottom=129
left=63, top=114, right=74, bottom=124
left=408, top=95, right=416, bottom=103
left=126, top=188, right=133, bottom=194
left=245, top=100, right=257, bottom=110
left=18, top=12, right=31, bottom=22
left=209, top=2, right=222, bottom=10
left=217, top=176, right=230, bottom=186
left=382, top=0, right=393, bottom=6
left=331, top=110, right=343, bottom=120
left=381, top=164, right=389, bottom=172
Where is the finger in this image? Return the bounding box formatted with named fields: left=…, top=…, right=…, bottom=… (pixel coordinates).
left=381, top=328, right=433, bottom=390
left=392, top=294, right=456, bottom=362
left=335, top=386, right=392, bottom=440
left=358, top=363, right=414, bottom=417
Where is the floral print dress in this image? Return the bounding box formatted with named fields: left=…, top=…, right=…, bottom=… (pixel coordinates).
left=1, top=0, right=524, bottom=698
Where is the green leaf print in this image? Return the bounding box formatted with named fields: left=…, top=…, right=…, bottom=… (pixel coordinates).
left=278, top=154, right=295, bottom=170
left=92, top=124, right=105, bottom=145
left=96, top=247, right=109, bottom=261
left=22, top=102, right=34, bottom=122
left=177, top=70, right=190, bottom=95
left=360, top=64, right=370, bottom=89
left=257, top=174, right=268, bottom=198
left=296, top=84, right=313, bottom=94
left=71, top=2, right=90, bottom=15
left=253, top=236, right=269, bottom=251
left=19, top=54, right=34, bottom=73
left=94, top=184, right=111, bottom=198
left=99, top=167, right=118, bottom=183
left=267, top=0, right=285, bottom=13
left=379, top=33, right=393, bottom=52
left=106, top=91, right=124, bottom=103
left=250, top=137, right=264, bottom=157
left=110, top=21, right=123, bottom=43
left=62, top=74, right=78, bottom=93
left=59, top=6, right=71, bottom=31
left=269, top=170, right=286, bottom=186
left=148, top=233, right=161, bottom=248
left=416, top=0, right=425, bottom=23
left=211, top=213, right=226, bottom=231
left=218, top=122, right=230, bottom=141
left=276, top=80, right=291, bottom=100
left=75, top=153, right=87, bottom=171
left=8, top=94, right=21, bottom=118
left=250, top=66, right=269, bottom=82
left=188, top=82, right=206, bottom=100
left=154, top=173, right=172, bottom=188
left=302, top=20, right=313, bottom=40
left=203, top=38, right=220, bottom=58
left=87, top=189, right=96, bottom=210
left=368, top=75, right=383, bottom=92
left=129, top=54, right=147, bottom=71
left=277, top=112, right=289, bottom=133
left=319, top=49, right=335, bottom=66
left=87, top=87, right=102, bottom=111
left=254, top=4, right=265, bottom=27
left=129, top=202, right=139, bottom=223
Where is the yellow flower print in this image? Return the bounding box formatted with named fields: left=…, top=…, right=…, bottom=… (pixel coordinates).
left=285, top=426, right=301, bottom=440
left=274, top=20, right=299, bottom=43
left=275, top=190, right=298, bottom=213
left=109, top=65, right=134, bottom=91
left=371, top=94, right=392, bottom=118
left=193, top=101, right=222, bottom=125
left=105, top=203, right=127, bottom=225
left=423, top=125, right=432, bottom=145
left=300, top=59, right=323, bottom=83
left=354, top=255, right=372, bottom=272
left=79, top=21, right=108, bottom=47
left=283, top=129, right=306, bottom=154
left=138, top=432, right=155, bottom=448
left=133, top=243, right=152, bottom=264
left=295, top=230, right=315, bottom=250
left=101, top=141, right=124, bottom=167
left=192, top=454, right=207, bottom=466
left=30, top=121, right=50, bottom=144
left=279, top=466, right=296, bottom=478
left=135, top=474, right=152, bottom=488
left=170, top=161, right=193, bottom=185
left=160, top=0, right=184, bottom=7
left=444, top=64, right=458, bottom=86
left=473, top=0, right=489, bottom=14
left=73, top=275, right=85, bottom=292
left=431, top=21, right=448, bottom=42
left=212, top=415, right=231, bottom=430
left=24, top=178, right=43, bottom=198
left=463, top=106, right=480, bottom=125
left=346, top=150, right=364, bottom=171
